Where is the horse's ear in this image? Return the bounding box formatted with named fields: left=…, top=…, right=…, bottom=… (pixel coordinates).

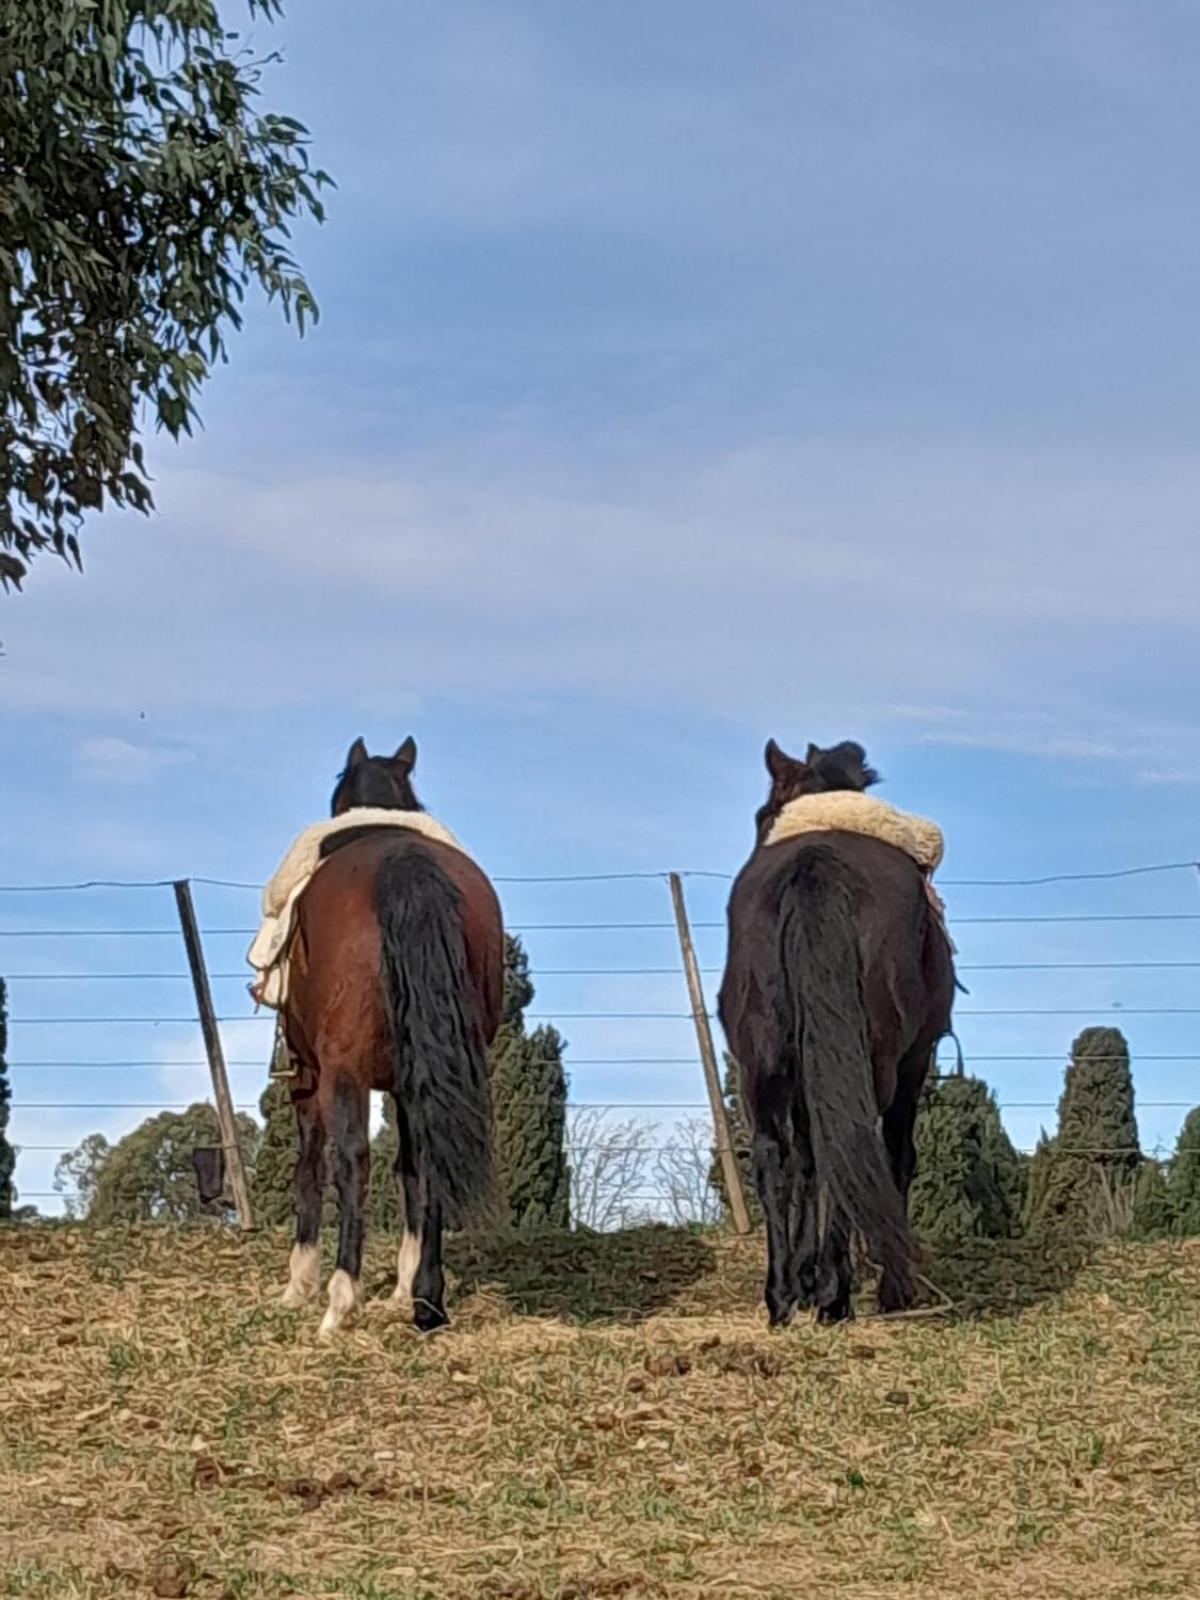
left=765, top=738, right=796, bottom=781
left=805, top=742, right=820, bottom=764
left=346, top=737, right=368, bottom=769
left=393, top=736, right=417, bottom=773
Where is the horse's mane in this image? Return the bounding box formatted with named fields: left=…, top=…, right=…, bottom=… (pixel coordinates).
left=806, top=741, right=880, bottom=794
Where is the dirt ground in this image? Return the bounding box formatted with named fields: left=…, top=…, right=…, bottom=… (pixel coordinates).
left=2, top=1223, right=1198, bottom=1598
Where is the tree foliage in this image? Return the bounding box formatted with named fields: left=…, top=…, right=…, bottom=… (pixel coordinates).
left=1027, top=1027, right=1141, bottom=1239
left=1167, top=1107, right=1200, bottom=1237
left=656, top=1117, right=724, bottom=1227
left=1130, top=1159, right=1174, bottom=1241
left=54, top=1131, right=111, bottom=1219
left=488, top=935, right=570, bottom=1230
left=254, top=1076, right=296, bottom=1228
left=369, top=1093, right=403, bottom=1234
left=567, top=1108, right=655, bottom=1232
left=0, top=0, right=329, bottom=588
left=909, top=1073, right=1026, bottom=1244
left=55, top=1103, right=260, bottom=1222
left=0, top=977, right=15, bottom=1219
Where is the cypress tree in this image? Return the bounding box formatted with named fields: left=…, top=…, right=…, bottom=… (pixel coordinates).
left=1027, top=1027, right=1141, bottom=1239
left=909, top=1073, right=1026, bottom=1244
left=0, top=978, right=15, bottom=1219
left=710, top=1052, right=760, bottom=1225
left=1130, top=1159, right=1174, bottom=1241
left=1168, top=1107, right=1200, bottom=1237
left=488, top=935, right=570, bottom=1230
left=1024, top=1130, right=1056, bottom=1233
left=254, top=1078, right=298, bottom=1228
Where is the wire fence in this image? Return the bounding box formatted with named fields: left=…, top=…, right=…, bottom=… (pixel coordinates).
left=2, top=856, right=1198, bottom=1220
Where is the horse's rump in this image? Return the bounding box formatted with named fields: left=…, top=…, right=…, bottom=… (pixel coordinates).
left=723, top=832, right=949, bottom=1068
left=289, top=833, right=503, bottom=1052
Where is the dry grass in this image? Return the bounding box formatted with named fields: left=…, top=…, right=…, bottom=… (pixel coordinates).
left=2, top=1223, right=1199, bottom=1599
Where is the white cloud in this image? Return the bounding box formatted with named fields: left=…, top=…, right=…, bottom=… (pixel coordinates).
left=887, top=703, right=1200, bottom=783
left=76, top=736, right=195, bottom=785
left=3, top=428, right=1198, bottom=785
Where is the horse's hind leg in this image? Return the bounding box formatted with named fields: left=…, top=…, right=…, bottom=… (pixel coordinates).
left=881, top=1085, right=920, bottom=1207
left=814, top=1200, right=854, bottom=1324
left=392, top=1100, right=447, bottom=1333
left=281, top=1089, right=325, bottom=1309
left=877, top=1043, right=934, bottom=1314
left=319, top=1074, right=370, bottom=1339
left=784, top=1092, right=819, bottom=1309
left=751, top=1076, right=801, bottom=1328
left=882, top=1043, right=935, bottom=1206
left=410, top=1197, right=447, bottom=1335
left=389, top=1097, right=422, bottom=1310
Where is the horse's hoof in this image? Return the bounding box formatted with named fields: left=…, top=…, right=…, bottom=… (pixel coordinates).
left=413, top=1301, right=449, bottom=1335
left=877, top=1275, right=917, bottom=1316
left=318, top=1304, right=361, bottom=1340
left=816, top=1301, right=854, bottom=1326
left=280, top=1244, right=320, bottom=1309
left=792, top=1258, right=819, bottom=1308
left=766, top=1296, right=796, bottom=1330
left=317, top=1269, right=362, bottom=1339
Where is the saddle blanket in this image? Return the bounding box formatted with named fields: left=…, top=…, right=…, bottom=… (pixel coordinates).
left=765, top=789, right=953, bottom=949
left=247, top=808, right=464, bottom=1010
left=765, top=789, right=943, bottom=871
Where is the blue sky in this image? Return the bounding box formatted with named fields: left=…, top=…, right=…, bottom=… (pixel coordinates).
left=2, top=2, right=1198, bottom=1207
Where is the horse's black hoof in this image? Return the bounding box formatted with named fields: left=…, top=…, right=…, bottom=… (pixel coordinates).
left=792, top=1258, right=819, bottom=1308
left=413, top=1301, right=449, bottom=1335
left=816, top=1298, right=854, bottom=1325
left=766, top=1293, right=796, bottom=1329
left=877, top=1275, right=916, bottom=1317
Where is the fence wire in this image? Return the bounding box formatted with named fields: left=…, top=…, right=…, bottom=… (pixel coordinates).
left=2, top=857, right=1197, bottom=1218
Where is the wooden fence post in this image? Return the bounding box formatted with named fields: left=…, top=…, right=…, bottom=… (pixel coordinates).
left=667, top=872, right=752, bottom=1235
left=173, top=878, right=256, bottom=1233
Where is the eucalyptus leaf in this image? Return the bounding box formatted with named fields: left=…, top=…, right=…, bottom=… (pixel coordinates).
left=0, top=0, right=330, bottom=588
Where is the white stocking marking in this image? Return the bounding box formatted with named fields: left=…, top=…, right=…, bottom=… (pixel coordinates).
left=318, top=1267, right=362, bottom=1339
left=392, top=1231, right=421, bottom=1306
left=280, top=1242, right=320, bottom=1308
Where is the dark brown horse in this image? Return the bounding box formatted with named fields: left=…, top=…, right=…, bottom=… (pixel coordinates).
left=278, top=737, right=503, bottom=1336
left=718, top=739, right=955, bottom=1326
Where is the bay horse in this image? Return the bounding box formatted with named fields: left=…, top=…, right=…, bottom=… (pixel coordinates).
left=718, top=739, right=955, bottom=1326
left=277, top=737, right=503, bottom=1336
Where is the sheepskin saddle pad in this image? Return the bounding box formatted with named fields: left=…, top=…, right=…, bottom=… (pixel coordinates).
left=764, top=790, right=944, bottom=873
left=247, top=808, right=465, bottom=1010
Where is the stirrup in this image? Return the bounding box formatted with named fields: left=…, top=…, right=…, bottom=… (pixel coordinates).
left=268, top=1019, right=298, bottom=1081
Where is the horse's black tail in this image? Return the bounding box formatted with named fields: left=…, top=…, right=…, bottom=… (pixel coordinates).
left=375, top=848, right=490, bottom=1221
left=780, top=848, right=914, bottom=1301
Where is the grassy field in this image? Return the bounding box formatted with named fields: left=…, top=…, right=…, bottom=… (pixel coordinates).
left=1, top=1223, right=1198, bottom=1599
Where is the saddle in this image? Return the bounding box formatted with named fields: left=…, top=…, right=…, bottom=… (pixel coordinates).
left=247, top=806, right=465, bottom=1010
